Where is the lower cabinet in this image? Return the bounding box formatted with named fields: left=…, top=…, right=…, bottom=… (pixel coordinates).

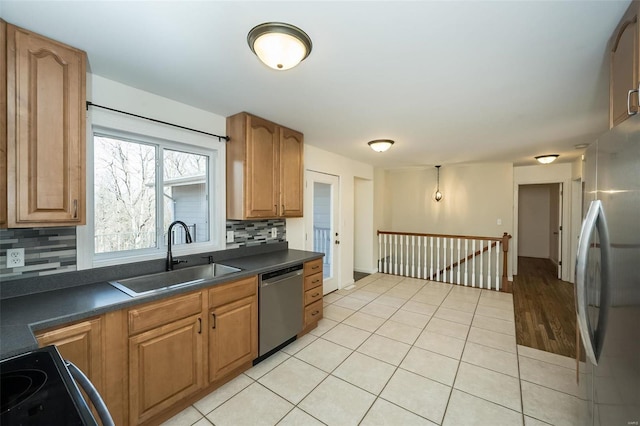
left=127, top=291, right=205, bottom=425
left=129, top=314, right=204, bottom=424
left=208, top=276, right=258, bottom=382
left=301, top=259, right=324, bottom=335
left=33, top=275, right=260, bottom=425
left=35, top=317, right=104, bottom=393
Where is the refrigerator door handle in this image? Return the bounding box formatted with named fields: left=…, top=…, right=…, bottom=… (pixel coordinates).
left=575, top=200, right=611, bottom=365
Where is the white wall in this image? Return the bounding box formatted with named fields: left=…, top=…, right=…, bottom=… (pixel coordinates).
left=287, top=145, right=374, bottom=289
left=384, top=163, right=513, bottom=237
left=513, top=163, right=573, bottom=280
left=354, top=177, right=375, bottom=273
left=518, top=184, right=551, bottom=258
left=378, top=163, right=515, bottom=277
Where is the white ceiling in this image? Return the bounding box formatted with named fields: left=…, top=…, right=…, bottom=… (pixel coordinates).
left=1, top=1, right=631, bottom=168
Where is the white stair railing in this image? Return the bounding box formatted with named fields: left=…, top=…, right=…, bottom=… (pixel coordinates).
left=377, top=231, right=512, bottom=292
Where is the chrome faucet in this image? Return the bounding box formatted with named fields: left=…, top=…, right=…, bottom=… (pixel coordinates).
left=166, top=220, right=193, bottom=271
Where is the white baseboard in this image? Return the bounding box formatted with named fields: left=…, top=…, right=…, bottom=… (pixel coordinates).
left=340, top=279, right=355, bottom=289
left=354, top=267, right=378, bottom=274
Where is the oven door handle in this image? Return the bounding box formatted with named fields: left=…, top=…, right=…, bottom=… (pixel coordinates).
left=66, top=360, right=115, bottom=426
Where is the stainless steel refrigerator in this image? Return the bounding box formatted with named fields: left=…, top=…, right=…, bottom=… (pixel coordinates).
left=576, top=114, right=640, bottom=425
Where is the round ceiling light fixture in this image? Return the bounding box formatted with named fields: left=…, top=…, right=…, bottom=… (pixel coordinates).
left=247, top=22, right=312, bottom=70
left=368, top=139, right=395, bottom=152
left=535, top=154, right=559, bottom=164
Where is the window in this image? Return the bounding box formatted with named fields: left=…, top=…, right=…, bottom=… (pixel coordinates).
left=78, top=107, right=225, bottom=268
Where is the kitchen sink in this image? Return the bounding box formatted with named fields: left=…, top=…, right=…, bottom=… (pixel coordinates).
left=109, top=263, right=242, bottom=297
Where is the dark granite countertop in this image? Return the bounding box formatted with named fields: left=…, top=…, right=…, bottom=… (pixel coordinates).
left=0, top=247, right=322, bottom=359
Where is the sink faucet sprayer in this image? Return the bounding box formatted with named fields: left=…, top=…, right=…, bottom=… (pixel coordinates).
left=166, top=220, right=193, bottom=271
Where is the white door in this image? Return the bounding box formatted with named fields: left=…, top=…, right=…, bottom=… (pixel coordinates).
left=305, top=171, right=340, bottom=294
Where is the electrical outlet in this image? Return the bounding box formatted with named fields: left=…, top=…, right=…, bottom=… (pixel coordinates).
left=226, top=231, right=234, bottom=243
left=7, top=248, right=25, bottom=268
left=271, top=227, right=277, bottom=238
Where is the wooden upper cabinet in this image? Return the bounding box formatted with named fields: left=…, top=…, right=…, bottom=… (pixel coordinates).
left=610, top=1, right=640, bottom=128
left=4, top=23, right=86, bottom=227
left=226, top=112, right=304, bottom=219
left=279, top=127, right=304, bottom=217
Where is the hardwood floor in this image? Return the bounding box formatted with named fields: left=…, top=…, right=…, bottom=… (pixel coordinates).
left=513, top=257, right=581, bottom=359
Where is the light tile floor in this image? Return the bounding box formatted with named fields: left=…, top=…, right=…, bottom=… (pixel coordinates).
left=162, top=273, right=587, bottom=426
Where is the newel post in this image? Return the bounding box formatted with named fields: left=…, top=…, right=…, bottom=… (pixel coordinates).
left=501, top=233, right=512, bottom=293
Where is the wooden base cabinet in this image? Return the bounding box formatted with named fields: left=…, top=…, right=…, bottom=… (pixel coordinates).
left=4, top=21, right=86, bottom=227
left=301, top=259, right=324, bottom=335
left=127, top=291, right=205, bottom=425
left=208, top=276, right=258, bottom=382
left=36, top=317, right=104, bottom=394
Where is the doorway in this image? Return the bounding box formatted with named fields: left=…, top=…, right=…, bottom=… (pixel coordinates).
left=517, top=183, right=563, bottom=279
left=305, top=171, right=340, bottom=294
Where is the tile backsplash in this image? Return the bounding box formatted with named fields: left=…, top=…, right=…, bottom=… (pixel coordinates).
left=0, top=227, right=77, bottom=281
left=0, top=219, right=287, bottom=282
left=225, top=219, right=287, bottom=249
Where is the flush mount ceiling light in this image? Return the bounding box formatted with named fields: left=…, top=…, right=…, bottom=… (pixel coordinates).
left=535, top=154, right=559, bottom=164
left=368, top=139, right=395, bottom=152
left=247, top=22, right=312, bottom=70
left=434, top=165, right=443, bottom=202
left=574, top=143, right=589, bottom=149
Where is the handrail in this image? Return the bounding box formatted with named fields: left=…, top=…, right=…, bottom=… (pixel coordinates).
left=377, top=231, right=512, bottom=292
left=378, top=230, right=505, bottom=242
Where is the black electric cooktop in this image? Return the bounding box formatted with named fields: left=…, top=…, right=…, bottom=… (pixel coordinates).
left=1, top=345, right=97, bottom=425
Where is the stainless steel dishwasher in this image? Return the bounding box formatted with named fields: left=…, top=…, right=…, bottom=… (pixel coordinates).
left=259, top=264, right=303, bottom=357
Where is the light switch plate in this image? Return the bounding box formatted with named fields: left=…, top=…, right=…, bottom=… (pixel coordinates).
left=7, top=248, right=25, bottom=268
left=271, top=227, right=277, bottom=238
left=226, top=231, right=234, bottom=243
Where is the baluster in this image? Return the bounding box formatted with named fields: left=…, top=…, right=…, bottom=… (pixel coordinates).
left=464, top=239, right=468, bottom=286
left=406, top=235, right=410, bottom=277
left=456, top=238, right=461, bottom=285
left=495, top=240, right=501, bottom=291
left=449, top=237, right=454, bottom=283
left=416, top=236, right=421, bottom=279
left=471, top=239, right=476, bottom=287
left=423, top=236, right=428, bottom=279
left=394, top=234, right=398, bottom=275
left=436, top=237, right=441, bottom=281
left=487, top=241, right=492, bottom=290
left=411, top=236, right=415, bottom=278
left=479, top=240, right=484, bottom=289
left=378, top=234, right=382, bottom=273
left=443, top=237, right=447, bottom=282
left=400, top=235, right=404, bottom=276
left=430, top=237, right=434, bottom=280
left=383, top=234, right=387, bottom=273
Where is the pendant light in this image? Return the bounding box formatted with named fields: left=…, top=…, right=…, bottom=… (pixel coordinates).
left=535, top=154, right=559, bottom=164
left=368, top=139, right=395, bottom=152
left=434, top=165, right=443, bottom=202
left=247, top=22, right=312, bottom=70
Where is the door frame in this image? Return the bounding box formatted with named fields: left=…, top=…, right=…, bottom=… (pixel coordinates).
left=512, top=166, right=573, bottom=281
left=305, top=170, right=340, bottom=294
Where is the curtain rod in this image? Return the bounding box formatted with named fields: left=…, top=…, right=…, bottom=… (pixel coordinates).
left=86, top=101, right=230, bottom=142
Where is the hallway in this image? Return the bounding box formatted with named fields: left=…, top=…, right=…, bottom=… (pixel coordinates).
left=512, top=257, right=579, bottom=359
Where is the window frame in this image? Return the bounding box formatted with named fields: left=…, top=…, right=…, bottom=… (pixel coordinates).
left=77, top=108, right=226, bottom=269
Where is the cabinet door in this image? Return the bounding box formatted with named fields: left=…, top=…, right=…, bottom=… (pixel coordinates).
left=6, top=24, right=86, bottom=227
left=610, top=7, right=639, bottom=128
left=279, top=127, right=304, bottom=217
left=246, top=115, right=279, bottom=218
left=129, top=314, right=204, bottom=425
left=209, top=294, right=257, bottom=382
left=36, top=317, right=103, bottom=392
